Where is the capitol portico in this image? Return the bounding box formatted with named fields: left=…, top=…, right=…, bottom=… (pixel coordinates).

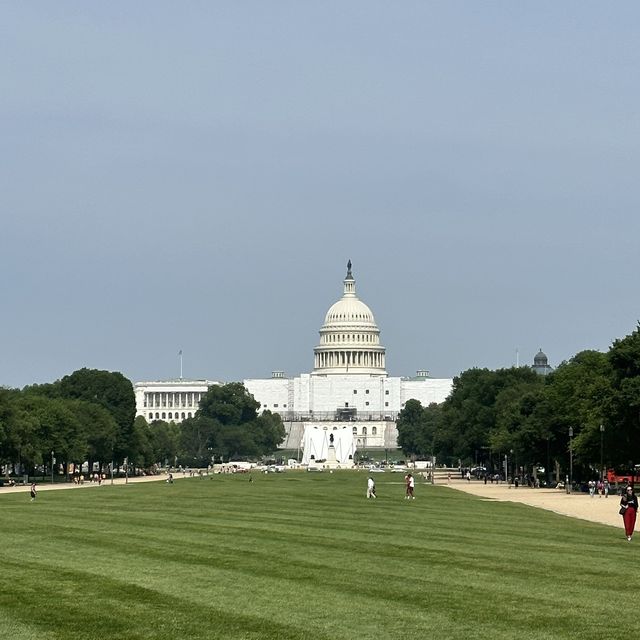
left=134, top=262, right=454, bottom=460
left=134, top=379, right=221, bottom=423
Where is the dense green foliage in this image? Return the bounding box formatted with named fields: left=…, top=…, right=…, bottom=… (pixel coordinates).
left=0, top=374, right=284, bottom=474
left=179, top=382, right=286, bottom=465
left=397, top=325, right=640, bottom=481
left=0, top=369, right=128, bottom=475
left=0, top=473, right=636, bottom=640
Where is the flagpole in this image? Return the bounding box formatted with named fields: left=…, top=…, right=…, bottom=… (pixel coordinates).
left=179, top=350, right=183, bottom=379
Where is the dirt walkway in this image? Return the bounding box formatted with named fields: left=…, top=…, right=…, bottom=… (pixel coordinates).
left=444, top=478, right=623, bottom=529
left=0, top=472, right=173, bottom=496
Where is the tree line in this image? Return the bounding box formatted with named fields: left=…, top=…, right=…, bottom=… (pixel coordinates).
left=397, top=324, right=640, bottom=483
left=0, top=369, right=285, bottom=477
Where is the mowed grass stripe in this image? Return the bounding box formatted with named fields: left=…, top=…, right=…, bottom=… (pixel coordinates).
left=0, top=472, right=637, bottom=639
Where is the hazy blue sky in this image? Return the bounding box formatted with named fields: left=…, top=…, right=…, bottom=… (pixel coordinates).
left=2, top=2, right=639, bottom=388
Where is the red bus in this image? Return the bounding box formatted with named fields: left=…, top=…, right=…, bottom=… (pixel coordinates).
left=606, top=468, right=640, bottom=485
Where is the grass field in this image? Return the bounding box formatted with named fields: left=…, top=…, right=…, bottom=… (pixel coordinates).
left=0, top=472, right=636, bottom=639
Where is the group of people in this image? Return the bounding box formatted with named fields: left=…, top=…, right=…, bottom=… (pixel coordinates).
left=366, top=473, right=415, bottom=499
left=588, top=479, right=610, bottom=497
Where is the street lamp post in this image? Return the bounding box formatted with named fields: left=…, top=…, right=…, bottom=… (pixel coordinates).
left=51, top=451, right=54, bottom=485
left=600, top=424, right=605, bottom=482
left=569, top=427, right=574, bottom=493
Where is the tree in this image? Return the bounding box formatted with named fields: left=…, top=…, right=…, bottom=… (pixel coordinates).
left=129, top=416, right=153, bottom=470
left=187, top=383, right=285, bottom=461
left=16, top=394, right=87, bottom=475
left=179, top=416, right=218, bottom=466
left=197, top=382, right=260, bottom=425
left=252, top=410, right=286, bottom=454
left=149, top=420, right=180, bottom=466
left=68, top=400, right=118, bottom=471
left=543, top=350, right=612, bottom=479
left=605, top=325, right=640, bottom=469
left=441, top=367, right=542, bottom=465
left=55, top=368, right=136, bottom=464
left=396, top=399, right=427, bottom=459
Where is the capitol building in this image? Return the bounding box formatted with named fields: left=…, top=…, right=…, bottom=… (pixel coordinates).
left=134, top=262, right=454, bottom=464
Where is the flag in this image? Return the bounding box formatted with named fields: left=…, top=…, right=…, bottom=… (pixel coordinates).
left=178, top=349, right=182, bottom=356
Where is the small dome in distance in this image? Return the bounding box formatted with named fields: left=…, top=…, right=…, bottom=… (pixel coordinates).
left=534, top=349, right=548, bottom=365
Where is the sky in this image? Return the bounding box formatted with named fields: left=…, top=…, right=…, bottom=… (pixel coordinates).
left=2, top=2, right=639, bottom=389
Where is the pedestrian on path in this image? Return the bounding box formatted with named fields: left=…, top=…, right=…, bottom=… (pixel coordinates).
left=620, top=485, right=638, bottom=541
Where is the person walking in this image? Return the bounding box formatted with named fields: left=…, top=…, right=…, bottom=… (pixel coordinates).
left=620, top=485, right=638, bottom=541
left=30, top=482, right=37, bottom=502
left=367, top=477, right=376, bottom=499
left=408, top=473, right=415, bottom=499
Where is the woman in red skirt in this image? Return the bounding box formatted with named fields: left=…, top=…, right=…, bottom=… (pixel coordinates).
left=620, top=485, right=638, bottom=541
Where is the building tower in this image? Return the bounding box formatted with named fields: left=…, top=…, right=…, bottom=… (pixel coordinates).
left=312, top=260, right=387, bottom=376
left=532, top=349, right=553, bottom=375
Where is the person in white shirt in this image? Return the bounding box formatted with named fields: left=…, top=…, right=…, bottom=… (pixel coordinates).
left=408, top=473, right=415, bottom=499
left=367, top=477, right=376, bottom=499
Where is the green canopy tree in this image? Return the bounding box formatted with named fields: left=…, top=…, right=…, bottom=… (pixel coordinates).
left=68, top=400, right=118, bottom=472
left=489, top=382, right=552, bottom=477
left=23, top=368, right=136, bottom=465
left=543, top=350, right=612, bottom=479
left=17, top=394, right=87, bottom=475
left=605, top=325, right=640, bottom=470
left=397, top=399, right=428, bottom=459
left=441, top=367, right=542, bottom=465
left=397, top=400, right=444, bottom=461
left=0, top=388, right=21, bottom=469
left=186, top=383, right=285, bottom=462
left=179, top=416, right=218, bottom=466
left=197, top=382, right=261, bottom=425
left=149, top=420, right=180, bottom=466
left=129, top=416, right=153, bottom=470
left=251, top=410, right=286, bottom=455
left=58, top=369, right=135, bottom=463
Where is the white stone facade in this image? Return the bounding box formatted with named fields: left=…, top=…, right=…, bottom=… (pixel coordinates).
left=244, top=373, right=452, bottom=423
left=134, top=379, right=220, bottom=423
left=134, top=262, right=454, bottom=452
left=242, top=262, right=453, bottom=450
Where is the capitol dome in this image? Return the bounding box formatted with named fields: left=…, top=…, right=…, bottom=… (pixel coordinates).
left=324, top=296, right=376, bottom=326
left=313, top=261, right=386, bottom=376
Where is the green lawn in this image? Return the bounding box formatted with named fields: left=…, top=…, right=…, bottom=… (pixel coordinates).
left=0, top=472, right=635, bottom=639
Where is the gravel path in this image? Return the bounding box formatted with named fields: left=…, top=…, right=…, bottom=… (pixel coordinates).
left=445, top=478, right=623, bottom=529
